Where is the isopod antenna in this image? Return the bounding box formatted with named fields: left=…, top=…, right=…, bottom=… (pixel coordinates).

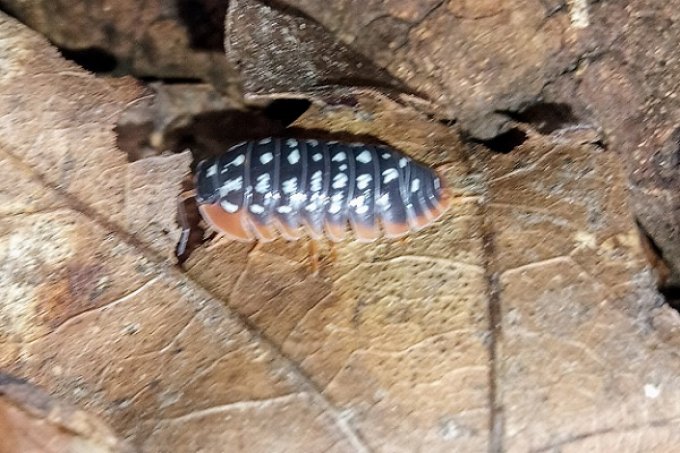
left=176, top=189, right=197, bottom=257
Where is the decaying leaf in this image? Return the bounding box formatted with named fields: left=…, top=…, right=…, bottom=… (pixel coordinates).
left=2, top=4, right=680, bottom=453
left=184, top=96, right=491, bottom=451
left=226, top=0, right=579, bottom=139
left=0, top=0, right=238, bottom=94
left=0, top=12, right=365, bottom=452
left=0, top=372, right=132, bottom=453
left=226, top=0, right=416, bottom=100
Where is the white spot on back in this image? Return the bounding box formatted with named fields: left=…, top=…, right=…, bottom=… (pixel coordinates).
left=332, top=152, right=346, bottom=162
left=220, top=200, right=239, bottom=213
left=250, top=204, right=264, bottom=214
left=221, top=154, right=246, bottom=173
left=259, top=138, right=272, bottom=144
left=286, top=138, right=298, bottom=147
left=260, top=152, right=273, bottom=164
left=356, top=174, right=372, bottom=190
left=382, top=153, right=391, bottom=159
left=255, top=173, right=271, bottom=194
left=349, top=195, right=363, bottom=206
left=377, top=193, right=391, bottom=208
left=220, top=176, right=243, bottom=196
left=382, top=168, right=399, bottom=184
left=349, top=195, right=368, bottom=214
left=310, top=170, right=323, bottom=192
left=307, top=139, right=319, bottom=147
left=328, top=203, right=342, bottom=214
left=312, top=153, right=323, bottom=162
left=287, top=149, right=300, bottom=164
left=399, top=157, right=409, bottom=168
left=282, top=177, right=298, bottom=194
left=332, top=173, right=348, bottom=189
left=230, top=154, right=245, bottom=166
left=291, top=192, right=306, bottom=203
left=411, top=178, right=421, bottom=192
left=277, top=205, right=293, bottom=214
left=356, top=150, right=372, bottom=163
left=206, top=164, right=217, bottom=177
left=339, top=164, right=348, bottom=171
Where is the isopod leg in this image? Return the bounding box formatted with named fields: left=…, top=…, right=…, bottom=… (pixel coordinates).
left=176, top=196, right=191, bottom=256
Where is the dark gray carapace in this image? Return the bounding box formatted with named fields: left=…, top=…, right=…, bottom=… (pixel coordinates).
left=194, top=138, right=450, bottom=242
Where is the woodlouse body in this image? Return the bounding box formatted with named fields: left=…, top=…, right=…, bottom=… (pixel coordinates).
left=194, top=137, right=450, bottom=242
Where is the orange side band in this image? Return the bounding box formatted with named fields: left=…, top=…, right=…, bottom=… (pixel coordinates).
left=199, top=203, right=254, bottom=241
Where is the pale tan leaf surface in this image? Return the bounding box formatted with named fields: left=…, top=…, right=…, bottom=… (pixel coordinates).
left=2, top=4, right=680, bottom=453
left=474, top=137, right=680, bottom=451
left=0, top=372, right=133, bottom=453
left=125, top=152, right=192, bottom=260
left=224, top=1, right=680, bottom=448
left=0, top=13, right=359, bottom=453
left=184, top=96, right=491, bottom=451
left=184, top=88, right=680, bottom=451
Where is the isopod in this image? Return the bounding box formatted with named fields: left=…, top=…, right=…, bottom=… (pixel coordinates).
left=194, top=138, right=450, bottom=242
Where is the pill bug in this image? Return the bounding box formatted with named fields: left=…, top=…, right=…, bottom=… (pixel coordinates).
left=194, top=137, right=450, bottom=242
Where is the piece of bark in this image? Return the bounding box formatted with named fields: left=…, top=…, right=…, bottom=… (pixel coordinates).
left=225, top=0, right=579, bottom=139
left=530, top=1, right=680, bottom=288
left=0, top=0, right=237, bottom=94
left=225, top=0, right=416, bottom=104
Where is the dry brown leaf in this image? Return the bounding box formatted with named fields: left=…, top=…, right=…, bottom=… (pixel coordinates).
left=0, top=372, right=132, bottom=453
left=226, top=0, right=579, bottom=139
left=476, top=135, right=680, bottom=451
left=184, top=96, right=491, bottom=451
left=0, top=0, right=237, bottom=94
left=226, top=0, right=415, bottom=103
left=0, top=13, right=363, bottom=452
left=2, top=7, right=680, bottom=453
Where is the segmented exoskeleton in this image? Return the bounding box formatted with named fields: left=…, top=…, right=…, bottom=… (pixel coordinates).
left=194, top=137, right=450, bottom=242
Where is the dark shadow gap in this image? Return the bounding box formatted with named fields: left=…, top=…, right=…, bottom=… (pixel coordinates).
left=476, top=128, right=528, bottom=154
left=116, top=96, right=313, bottom=165
left=59, top=47, right=119, bottom=73
left=636, top=219, right=680, bottom=311
left=176, top=0, right=229, bottom=51
left=263, top=99, right=312, bottom=127
left=138, top=76, right=205, bottom=85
